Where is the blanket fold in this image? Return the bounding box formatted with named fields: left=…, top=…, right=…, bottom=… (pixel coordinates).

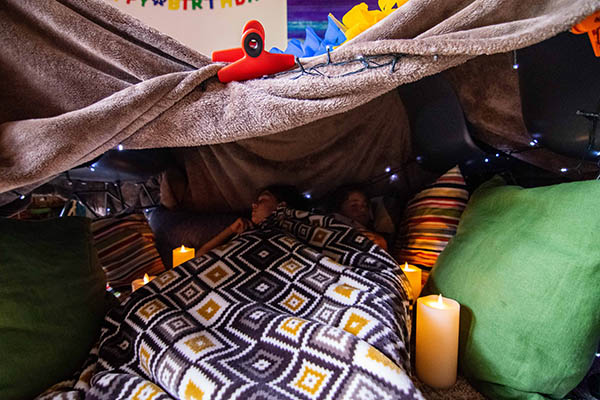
left=1, top=0, right=599, bottom=195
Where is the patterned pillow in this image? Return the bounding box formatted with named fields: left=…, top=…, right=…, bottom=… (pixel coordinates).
left=92, top=214, right=166, bottom=290
left=392, top=166, right=469, bottom=286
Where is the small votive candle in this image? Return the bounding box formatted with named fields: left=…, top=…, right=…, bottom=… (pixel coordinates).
left=416, top=294, right=460, bottom=389
left=402, top=262, right=422, bottom=301
left=172, top=245, right=195, bottom=267
left=131, top=273, right=155, bottom=292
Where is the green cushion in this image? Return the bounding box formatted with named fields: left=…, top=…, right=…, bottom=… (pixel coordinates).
left=0, top=217, right=106, bottom=400
left=426, top=177, right=600, bottom=399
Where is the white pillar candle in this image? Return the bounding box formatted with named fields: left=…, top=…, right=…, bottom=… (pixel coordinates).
left=416, top=294, right=460, bottom=389
left=402, top=262, right=422, bottom=301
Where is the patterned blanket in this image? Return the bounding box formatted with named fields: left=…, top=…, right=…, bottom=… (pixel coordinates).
left=82, top=209, right=421, bottom=400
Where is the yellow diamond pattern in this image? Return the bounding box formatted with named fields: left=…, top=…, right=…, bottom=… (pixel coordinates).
left=295, top=366, right=327, bottom=395
left=282, top=292, right=305, bottom=312
left=344, top=312, right=369, bottom=336
left=334, top=284, right=357, bottom=298
left=184, top=379, right=205, bottom=400
left=197, top=299, right=220, bottom=320
left=185, top=334, right=214, bottom=354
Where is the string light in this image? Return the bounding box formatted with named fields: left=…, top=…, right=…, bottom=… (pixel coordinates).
left=495, top=153, right=500, bottom=157
left=117, top=144, right=124, bottom=151
left=303, top=193, right=311, bottom=199
left=390, top=174, right=399, bottom=182
left=484, top=158, right=489, bottom=163
left=20, top=194, right=25, bottom=200
left=529, top=139, right=538, bottom=147
left=385, top=166, right=391, bottom=173
left=512, top=50, right=519, bottom=70
left=416, top=156, right=423, bottom=162
left=560, top=167, right=568, bottom=173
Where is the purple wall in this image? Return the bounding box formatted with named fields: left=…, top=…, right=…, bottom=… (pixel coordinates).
left=287, top=0, right=379, bottom=39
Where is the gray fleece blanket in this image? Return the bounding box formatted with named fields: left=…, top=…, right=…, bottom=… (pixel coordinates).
left=1, top=0, right=599, bottom=198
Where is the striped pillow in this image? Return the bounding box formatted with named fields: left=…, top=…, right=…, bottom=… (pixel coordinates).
left=92, top=214, right=166, bottom=290
left=393, top=166, right=468, bottom=286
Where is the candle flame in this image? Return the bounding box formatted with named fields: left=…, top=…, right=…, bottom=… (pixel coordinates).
left=180, top=245, right=186, bottom=252
left=402, top=262, right=414, bottom=272
left=143, top=273, right=150, bottom=284
left=437, top=294, right=444, bottom=306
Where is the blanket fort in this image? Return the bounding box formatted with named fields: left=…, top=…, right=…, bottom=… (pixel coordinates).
left=88, top=209, right=418, bottom=399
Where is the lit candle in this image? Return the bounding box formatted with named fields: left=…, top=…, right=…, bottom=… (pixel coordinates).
left=416, top=294, right=460, bottom=389
left=402, top=262, right=422, bottom=301
left=131, top=273, right=155, bottom=292
left=172, top=245, right=195, bottom=267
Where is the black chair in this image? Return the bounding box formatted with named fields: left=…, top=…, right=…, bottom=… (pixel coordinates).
left=397, top=74, right=486, bottom=173
left=65, top=148, right=174, bottom=217
left=518, top=31, right=600, bottom=161
left=0, top=193, right=32, bottom=218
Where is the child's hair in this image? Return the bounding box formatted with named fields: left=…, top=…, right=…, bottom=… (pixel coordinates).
left=330, top=184, right=368, bottom=212
left=257, top=184, right=308, bottom=210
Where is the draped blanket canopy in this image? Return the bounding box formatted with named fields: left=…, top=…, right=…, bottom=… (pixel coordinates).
left=1, top=0, right=599, bottom=206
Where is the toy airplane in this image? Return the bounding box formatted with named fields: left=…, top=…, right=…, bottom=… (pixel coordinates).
left=212, top=20, right=296, bottom=83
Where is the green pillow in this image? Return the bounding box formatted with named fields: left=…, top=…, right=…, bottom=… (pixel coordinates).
left=426, top=176, right=600, bottom=399
left=0, top=217, right=106, bottom=400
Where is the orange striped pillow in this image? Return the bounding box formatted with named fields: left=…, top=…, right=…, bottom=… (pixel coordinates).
left=392, top=166, right=468, bottom=286
left=92, top=214, right=166, bottom=290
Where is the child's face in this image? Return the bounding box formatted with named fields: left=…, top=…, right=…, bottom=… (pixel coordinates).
left=340, top=191, right=370, bottom=226
left=251, top=191, right=280, bottom=224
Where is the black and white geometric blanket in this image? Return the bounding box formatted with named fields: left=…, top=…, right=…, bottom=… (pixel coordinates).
left=86, top=208, right=423, bottom=400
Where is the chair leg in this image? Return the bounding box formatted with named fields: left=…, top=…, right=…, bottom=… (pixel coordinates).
left=73, top=193, right=100, bottom=218
left=116, top=182, right=126, bottom=210
left=141, top=183, right=157, bottom=206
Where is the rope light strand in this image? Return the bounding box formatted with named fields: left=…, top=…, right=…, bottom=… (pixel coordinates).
left=273, top=53, right=409, bottom=80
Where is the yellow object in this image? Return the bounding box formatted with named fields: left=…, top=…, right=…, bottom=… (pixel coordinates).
left=416, top=294, right=460, bottom=389
left=401, top=262, right=422, bottom=301
left=131, top=273, right=155, bottom=292
left=571, top=10, right=600, bottom=57
left=338, top=0, right=409, bottom=44
left=172, top=245, right=195, bottom=267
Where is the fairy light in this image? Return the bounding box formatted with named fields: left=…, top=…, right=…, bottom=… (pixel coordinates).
left=512, top=50, right=519, bottom=70
left=304, top=193, right=311, bottom=199
left=390, top=174, right=399, bottom=182
left=385, top=166, right=391, bottom=173
left=560, top=168, right=568, bottom=173
left=117, top=144, right=124, bottom=151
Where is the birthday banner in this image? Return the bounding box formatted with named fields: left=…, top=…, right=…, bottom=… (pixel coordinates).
left=104, top=0, right=287, bottom=56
